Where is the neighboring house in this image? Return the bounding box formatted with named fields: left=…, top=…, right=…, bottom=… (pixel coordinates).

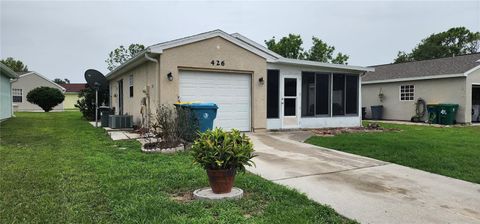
left=362, top=53, right=480, bottom=124
left=106, top=30, right=372, bottom=131
left=0, top=63, right=18, bottom=121
left=60, top=83, right=86, bottom=109
left=11, top=71, right=66, bottom=112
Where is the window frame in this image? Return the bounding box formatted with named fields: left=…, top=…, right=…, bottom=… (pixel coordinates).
left=301, top=72, right=359, bottom=118
left=129, top=75, right=134, bottom=98
left=12, top=88, right=22, bottom=103
left=399, top=84, right=415, bottom=101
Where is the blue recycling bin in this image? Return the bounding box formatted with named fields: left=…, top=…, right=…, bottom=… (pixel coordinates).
left=175, top=102, right=218, bottom=132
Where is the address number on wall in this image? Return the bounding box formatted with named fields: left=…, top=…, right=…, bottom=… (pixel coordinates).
left=210, top=60, right=225, bottom=66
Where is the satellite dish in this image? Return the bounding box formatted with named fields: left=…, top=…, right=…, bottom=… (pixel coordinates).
left=84, top=69, right=108, bottom=90
left=84, top=69, right=108, bottom=128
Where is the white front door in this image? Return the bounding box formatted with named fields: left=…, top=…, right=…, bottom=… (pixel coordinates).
left=179, top=70, right=251, bottom=132
left=281, top=76, right=299, bottom=128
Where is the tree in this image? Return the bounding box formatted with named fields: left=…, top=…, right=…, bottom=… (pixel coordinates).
left=105, top=44, right=145, bottom=71
left=75, top=85, right=109, bottom=120
left=394, top=27, right=480, bottom=63
left=0, top=57, right=28, bottom=72
left=265, top=34, right=349, bottom=64
left=53, top=78, right=70, bottom=84
left=305, top=37, right=349, bottom=64
left=265, top=34, right=305, bottom=59
left=26, top=87, right=65, bottom=112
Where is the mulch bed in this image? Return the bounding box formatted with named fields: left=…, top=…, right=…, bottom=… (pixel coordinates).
left=312, top=123, right=400, bottom=137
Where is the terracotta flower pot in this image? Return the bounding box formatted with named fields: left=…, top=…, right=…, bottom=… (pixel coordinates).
left=206, top=169, right=236, bottom=194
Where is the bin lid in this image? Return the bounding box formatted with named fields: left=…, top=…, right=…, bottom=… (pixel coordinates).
left=438, top=104, right=459, bottom=107
left=189, top=102, right=218, bottom=109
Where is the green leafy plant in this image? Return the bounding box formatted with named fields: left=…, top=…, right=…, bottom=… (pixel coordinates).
left=26, top=87, right=65, bottom=112
left=75, top=85, right=109, bottom=120
left=191, top=128, right=256, bottom=173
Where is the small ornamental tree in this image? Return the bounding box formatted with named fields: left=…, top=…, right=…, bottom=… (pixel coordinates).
left=27, top=87, right=65, bottom=112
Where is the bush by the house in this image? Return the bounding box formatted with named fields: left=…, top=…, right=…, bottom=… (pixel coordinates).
left=26, top=87, right=65, bottom=112
left=75, top=86, right=109, bottom=120
left=148, top=105, right=199, bottom=149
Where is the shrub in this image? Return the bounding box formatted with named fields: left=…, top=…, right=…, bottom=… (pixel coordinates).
left=148, top=105, right=199, bottom=149
left=26, top=87, right=65, bottom=112
left=75, top=86, right=109, bottom=120
left=191, top=128, right=255, bottom=173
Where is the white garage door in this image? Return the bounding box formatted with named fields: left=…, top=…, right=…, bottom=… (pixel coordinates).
left=179, top=70, right=251, bottom=131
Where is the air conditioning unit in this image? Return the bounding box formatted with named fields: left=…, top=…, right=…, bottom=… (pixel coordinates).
left=109, top=115, right=133, bottom=129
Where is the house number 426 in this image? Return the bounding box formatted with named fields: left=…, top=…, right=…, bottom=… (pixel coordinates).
left=211, top=60, right=225, bottom=66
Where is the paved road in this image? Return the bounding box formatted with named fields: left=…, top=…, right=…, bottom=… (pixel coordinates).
left=246, top=131, right=480, bottom=224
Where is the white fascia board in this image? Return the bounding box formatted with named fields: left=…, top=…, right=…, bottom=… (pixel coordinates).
left=148, top=30, right=277, bottom=60
left=272, top=58, right=374, bottom=73
left=362, top=73, right=465, bottom=84
left=19, top=71, right=66, bottom=91
left=464, top=64, right=480, bottom=76
left=0, top=63, right=18, bottom=78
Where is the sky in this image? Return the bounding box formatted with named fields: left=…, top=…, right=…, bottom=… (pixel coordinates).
left=1, top=0, right=479, bottom=83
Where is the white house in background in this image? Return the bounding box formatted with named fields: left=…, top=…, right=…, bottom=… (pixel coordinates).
left=106, top=30, right=373, bottom=131
left=11, top=71, right=66, bottom=112
left=0, top=63, right=18, bottom=121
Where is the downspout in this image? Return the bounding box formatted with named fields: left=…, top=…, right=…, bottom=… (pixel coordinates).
left=144, top=51, right=159, bottom=127
left=10, top=77, right=18, bottom=117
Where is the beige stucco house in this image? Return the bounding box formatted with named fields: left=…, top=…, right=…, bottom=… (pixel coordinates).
left=362, top=53, right=480, bottom=124
left=11, top=71, right=66, bottom=112
left=106, top=30, right=373, bottom=131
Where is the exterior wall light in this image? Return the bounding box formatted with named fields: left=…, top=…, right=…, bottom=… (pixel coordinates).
left=258, top=77, right=265, bottom=85
left=167, top=72, right=173, bottom=81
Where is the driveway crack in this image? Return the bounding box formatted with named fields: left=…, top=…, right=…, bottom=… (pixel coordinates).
left=270, top=163, right=390, bottom=182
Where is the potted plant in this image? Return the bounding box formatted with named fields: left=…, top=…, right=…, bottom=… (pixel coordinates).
left=191, top=128, right=255, bottom=194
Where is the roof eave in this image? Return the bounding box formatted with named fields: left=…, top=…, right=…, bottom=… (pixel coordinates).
left=362, top=73, right=466, bottom=84
left=0, top=63, right=18, bottom=79
left=105, top=49, right=151, bottom=80
left=271, top=58, right=374, bottom=73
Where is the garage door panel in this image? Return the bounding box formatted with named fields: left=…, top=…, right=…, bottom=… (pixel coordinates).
left=179, top=71, right=251, bottom=131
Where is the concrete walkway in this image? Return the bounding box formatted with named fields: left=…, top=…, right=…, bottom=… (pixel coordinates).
left=246, top=132, right=480, bottom=224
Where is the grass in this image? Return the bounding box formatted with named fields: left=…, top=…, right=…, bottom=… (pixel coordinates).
left=0, top=112, right=354, bottom=223
left=306, top=122, right=480, bottom=184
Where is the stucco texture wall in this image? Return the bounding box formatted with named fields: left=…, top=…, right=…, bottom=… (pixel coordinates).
left=63, top=93, right=79, bottom=109
left=362, top=77, right=467, bottom=123
left=11, top=73, right=64, bottom=112
left=159, top=36, right=267, bottom=131
left=109, top=62, right=157, bottom=125
left=0, top=74, right=12, bottom=120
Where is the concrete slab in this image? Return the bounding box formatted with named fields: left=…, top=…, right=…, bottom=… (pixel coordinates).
left=109, top=131, right=129, bottom=141
left=193, top=187, right=243, bottom=200
left=247, top=132, right=480, bottom=224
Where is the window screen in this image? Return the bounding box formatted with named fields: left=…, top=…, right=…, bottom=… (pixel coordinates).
left=332, top=74, right=345, bottom=115
left=301, top=72, right=315, bottom=116
left=267, top=70, right=280, bottom=118
left=316, top=74, right=330, bottom=115
left=345, top=75, right=358, bottom=114
left=400, top=85, right=414, bottom=101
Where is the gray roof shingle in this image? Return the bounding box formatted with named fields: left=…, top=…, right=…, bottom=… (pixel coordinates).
left=363, top=53, right=480, bottom=82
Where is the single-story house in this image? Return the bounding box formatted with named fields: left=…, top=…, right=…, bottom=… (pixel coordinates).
left=362, top=53, right=480, bottom=124
left=0, top=63, right=18, bottom=121
left=106, top=30, right=373, bottom=131
left=11, top=71, right=66, bottom=112
left=60, top=83, right=86, bottom=109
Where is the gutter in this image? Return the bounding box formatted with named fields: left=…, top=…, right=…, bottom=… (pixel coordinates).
left=362, top=73, right=466, bottom=84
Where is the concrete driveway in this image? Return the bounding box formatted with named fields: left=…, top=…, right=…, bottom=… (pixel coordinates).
left=246, top=131, right=480, bottom=224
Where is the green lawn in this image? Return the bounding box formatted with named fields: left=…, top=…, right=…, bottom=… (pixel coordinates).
left=306, top=122, right=480, bottom=184
left=0, top=112, right=354, bottom=224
